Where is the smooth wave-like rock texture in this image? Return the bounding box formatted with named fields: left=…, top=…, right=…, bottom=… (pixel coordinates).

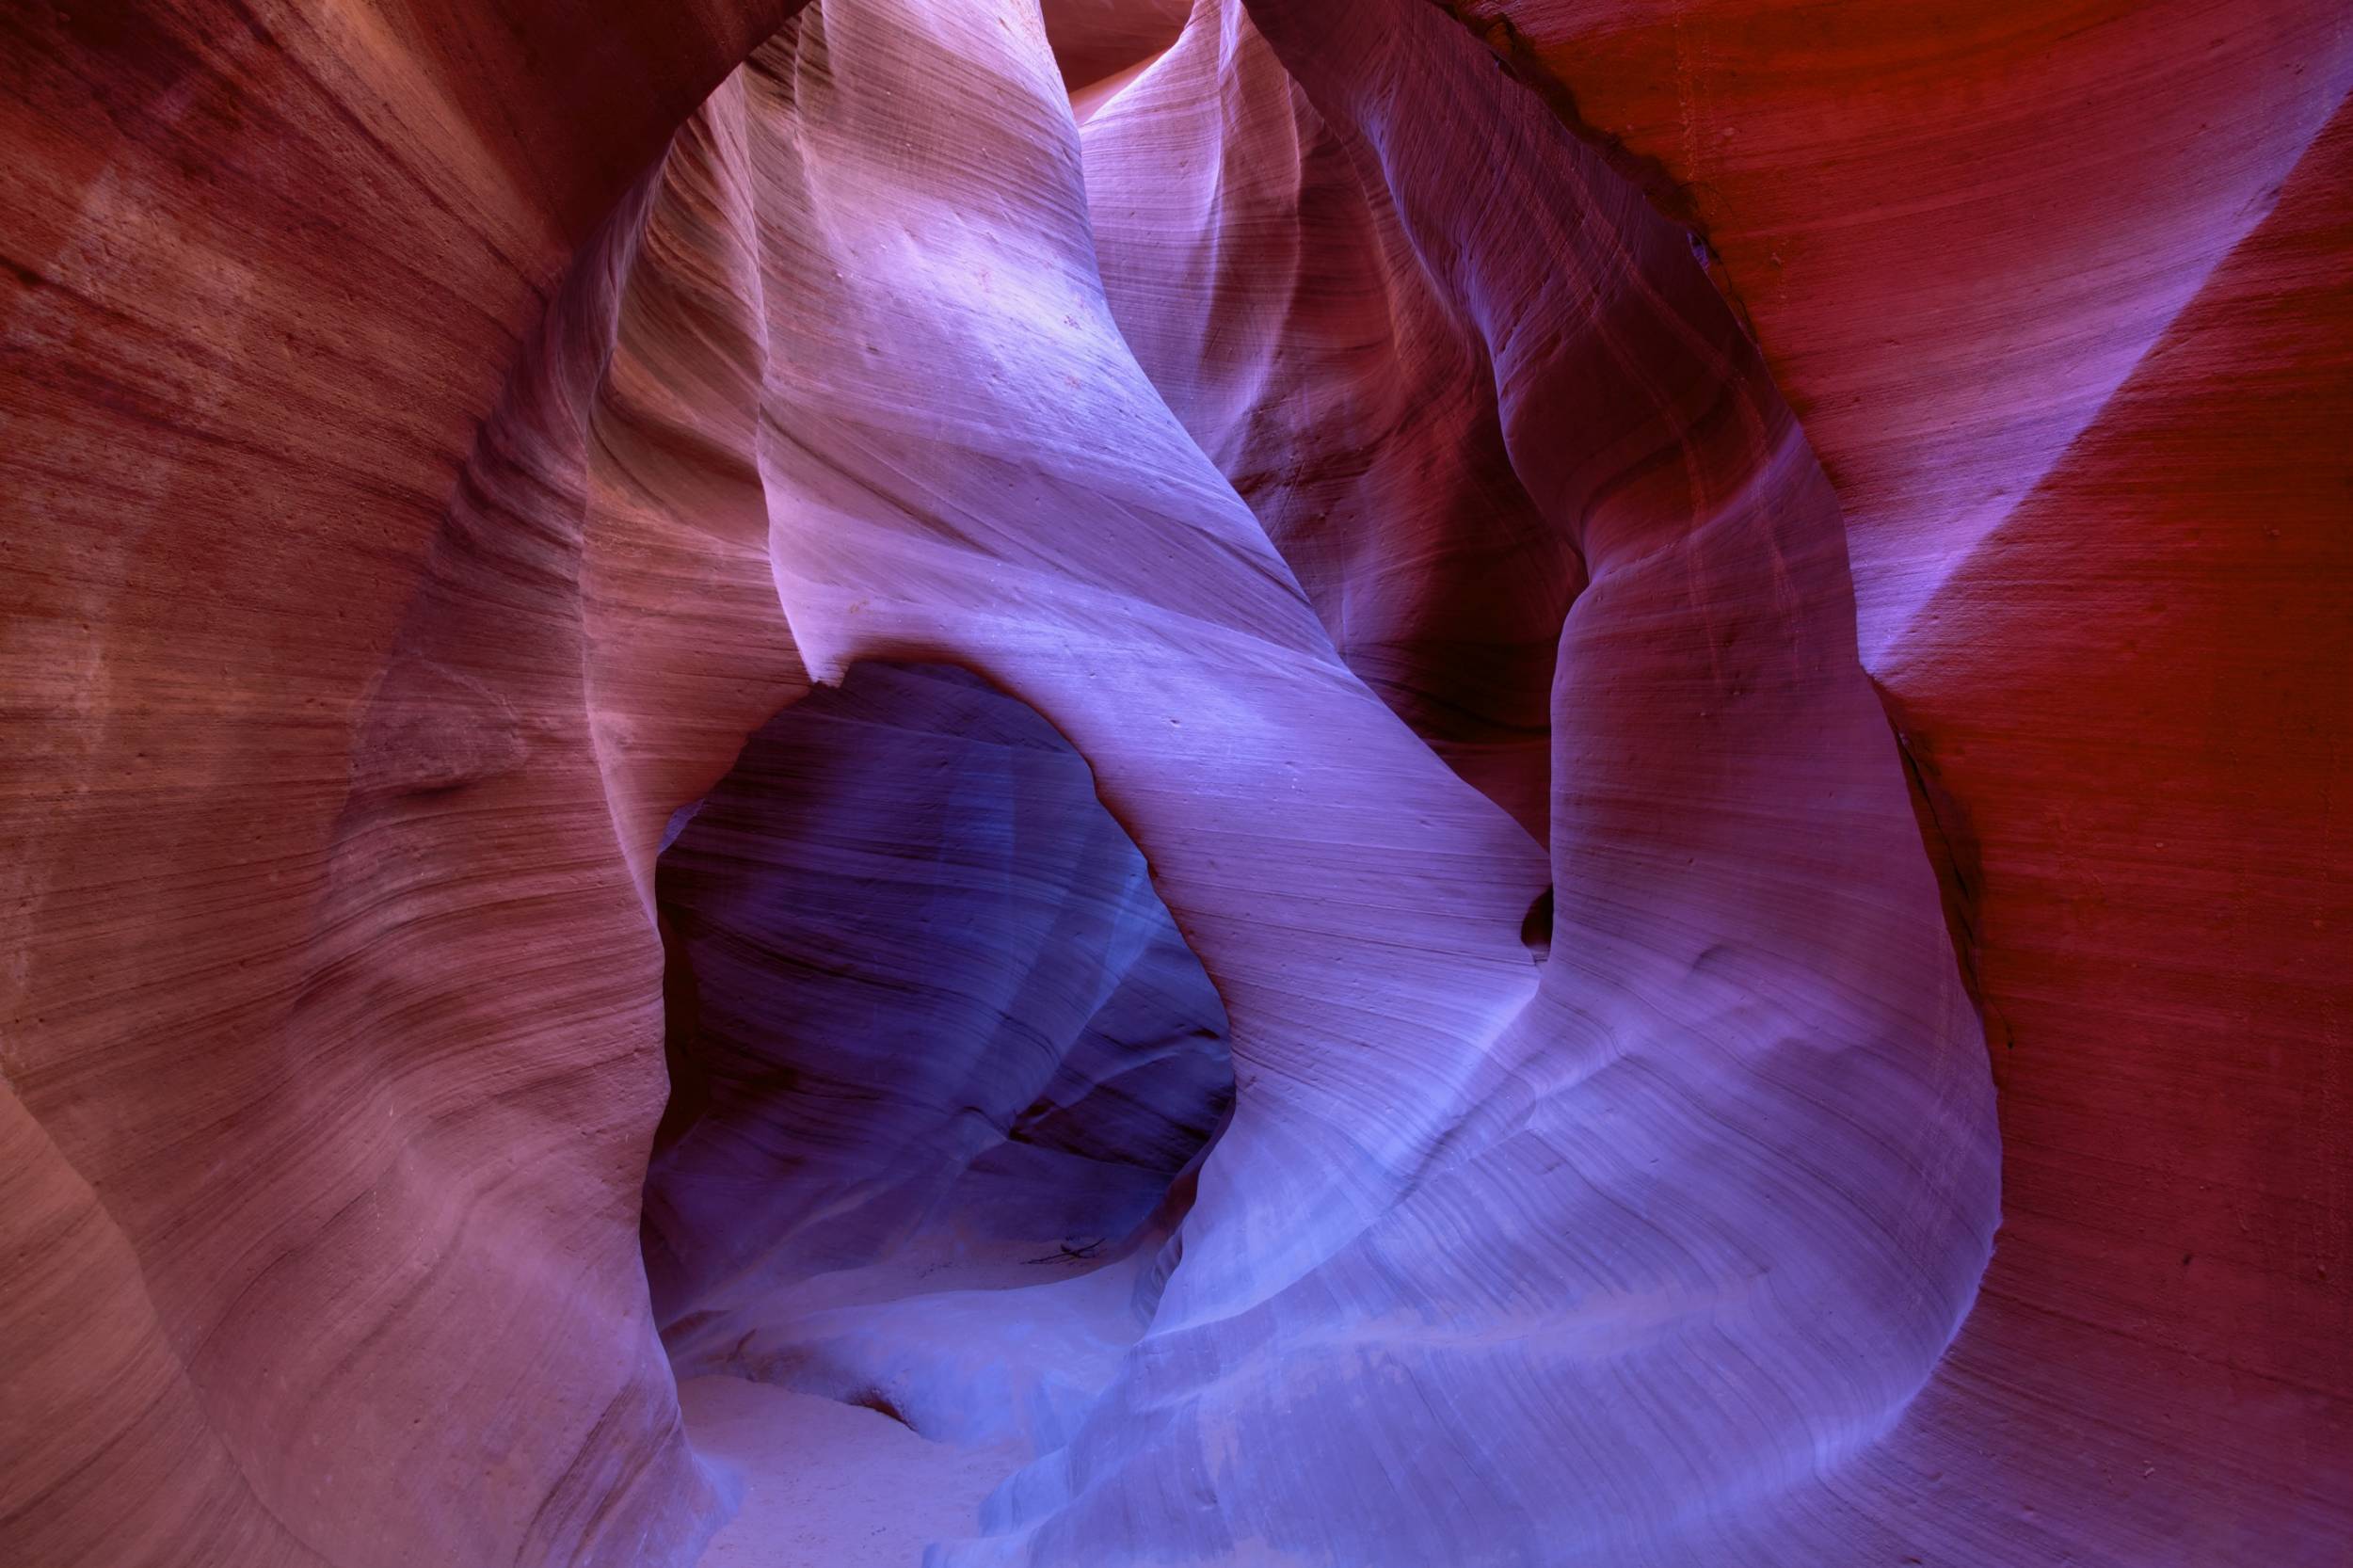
left=1, top=3, right=2344, bottom=1568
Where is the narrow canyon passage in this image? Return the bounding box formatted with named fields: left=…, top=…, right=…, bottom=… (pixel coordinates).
left=647, top=663, right=1234, bottom=1437
left=642, top=663, right=1236, bottom=1562
left=1, top=0, right=2345, bottom=1566
left=630, top=4, right=2001, bottom=1559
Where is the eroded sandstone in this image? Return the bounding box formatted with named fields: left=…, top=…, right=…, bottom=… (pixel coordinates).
left=1, top=1, right=2344, bottom=1565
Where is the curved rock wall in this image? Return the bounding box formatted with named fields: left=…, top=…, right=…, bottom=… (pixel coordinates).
left=652, top=3, right=1993, bottom=1560
left=1, top=0, right=2343, bottom=1564
left=2, top=4, right=799, bottom=1564
left=1080, top=3, right=1576, bottom=835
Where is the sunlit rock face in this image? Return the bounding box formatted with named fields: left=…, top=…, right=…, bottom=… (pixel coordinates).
left=0, top=5, right=2344, bottom=1568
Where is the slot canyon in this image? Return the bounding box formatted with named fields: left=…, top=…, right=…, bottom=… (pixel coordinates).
left=1, top=0, right=2346, bottom=1563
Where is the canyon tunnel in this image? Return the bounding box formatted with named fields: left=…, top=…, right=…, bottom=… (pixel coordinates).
left=1, top=1, right=2347, bottom=1565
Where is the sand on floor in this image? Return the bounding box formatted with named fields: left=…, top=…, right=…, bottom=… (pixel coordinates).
left=681, top=1374, right=1030, bottom=1568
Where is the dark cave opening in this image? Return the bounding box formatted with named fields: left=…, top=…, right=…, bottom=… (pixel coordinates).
left=639, top=662, right=1234, bottom=1438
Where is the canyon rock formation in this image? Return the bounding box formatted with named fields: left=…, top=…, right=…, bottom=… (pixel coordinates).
left=1, top=2, right=2345, bottom=1567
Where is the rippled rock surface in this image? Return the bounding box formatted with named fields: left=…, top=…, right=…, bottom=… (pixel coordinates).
left=2, top=2, right=2344, bottom=1565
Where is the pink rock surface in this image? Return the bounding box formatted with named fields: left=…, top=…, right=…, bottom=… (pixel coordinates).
left=680, top=1375, right=1024, bottom=1568
left=2, top=5, right=801, bottom=1563
left=0, top=1, right=2343, bottom=1566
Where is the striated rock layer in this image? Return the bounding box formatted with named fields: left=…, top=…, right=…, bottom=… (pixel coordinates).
left=3, top=3, right=803, bottom=1563
left=0, top=2, right=2344, bottom=1566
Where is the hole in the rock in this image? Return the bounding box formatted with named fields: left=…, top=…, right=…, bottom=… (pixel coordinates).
left=641, top=662, right=1233, bottom=1458
left=1520, top=886, right=1554, bottom=964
